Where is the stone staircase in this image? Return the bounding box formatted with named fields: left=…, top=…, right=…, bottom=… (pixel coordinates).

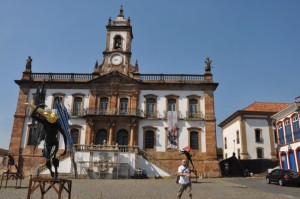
left=138, top=149, right=177, bottom=176
left=35, top=151, right=75, bottom=177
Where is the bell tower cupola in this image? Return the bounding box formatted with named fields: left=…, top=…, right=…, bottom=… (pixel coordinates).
left=98, top=6, right=134, bottom=76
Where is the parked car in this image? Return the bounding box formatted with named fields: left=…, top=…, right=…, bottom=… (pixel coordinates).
left=266, top=169, right=300, bottom=186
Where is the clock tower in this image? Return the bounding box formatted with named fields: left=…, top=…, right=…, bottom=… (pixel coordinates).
left=98, top=6, right=136, bottom=76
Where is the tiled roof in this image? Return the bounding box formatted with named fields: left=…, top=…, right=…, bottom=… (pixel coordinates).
left=243, top=102, right=291, bottom=112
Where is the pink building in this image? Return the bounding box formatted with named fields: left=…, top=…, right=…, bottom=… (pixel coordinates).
left=271, top=97, right=300, bottom=172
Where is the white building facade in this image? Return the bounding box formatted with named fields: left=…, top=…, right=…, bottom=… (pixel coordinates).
left=219, top=102, right=291, bottom=160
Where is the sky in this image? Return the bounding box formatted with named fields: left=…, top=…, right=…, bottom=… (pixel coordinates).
left=1, top=1, right=299, bottom=150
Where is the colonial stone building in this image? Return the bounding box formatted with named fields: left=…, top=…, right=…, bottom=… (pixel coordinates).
left=9, top=7, right=220, bottom=178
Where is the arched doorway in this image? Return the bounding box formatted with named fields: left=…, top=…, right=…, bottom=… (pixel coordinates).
left=281, top=153, right=288, bottom=170
left=95, top=129, right=107, bottom=145
left=289, top=151, right=297, bottom=172
left=297, top=149, right=300, bottom=172
left=117, top=129, right=128, bottom=145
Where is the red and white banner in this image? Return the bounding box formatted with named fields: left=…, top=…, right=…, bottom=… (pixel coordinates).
left=167, top=111, right=178, bottom=149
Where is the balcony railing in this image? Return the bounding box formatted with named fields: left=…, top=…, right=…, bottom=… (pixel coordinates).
left=138, top=74, right=206, bottom=83
left=163, top=111, right=184, bottom=119
left=70, top=109, right=85, bottom=117
left=278, top=138, right=285, bottom=145
left=285, top=134, right=293, bottom=143
left=277, top=132, right=300, bottom=146
left=73, top=144, right=138, bottom=153
left=71, top=109, right=206, bottom=120
left=293, top=131, right=300, bottom=140
left=84, top=108, right=144, bottom=117
left=29, top=73, right=209, bottom=83
left=142, top=111, right=163, bottom=119
left=185, top=111, right=205, bottom=119
left=30, top=73, right=93, bottom=82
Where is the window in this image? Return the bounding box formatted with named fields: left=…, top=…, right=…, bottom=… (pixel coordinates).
left=168, top=99, right=176, bottom=111
left=52, top=94, right=64, bottom=108
left=224, top=137, right=227, bottom=149
left=236, top=130, right=240, bottom=144
left=285, top=119, right=293, bottom=143
left=114, top=35, right=122, bottom=49
left=288, top=151, right=297, bottom=172
left=292, top=116, right=300, bottom=139
left=165, top=95, right=179, bottom=118
left=237, top=148, right=241, bottom=159
left=146, top=98, right=156, bottom=118
left=274, top=129, right=278, bottom=144
left=297, top=149, right=300, bottom=170
left=119, top=98, right=128, bottom=114
left=117, top=130, right=128, bottom=145
left=255, top=129, right=263, bottom=143
left=27, top=127, right=37, bottom=146
left=186, top=95, right=202, bottom=119
left=145, top=130, right=155, bottom=149
left=73, top=97, right=82, bottom=116
left=190, top=131, right=199, bottom=149
left=70, top=128, right=80, bottom=144
left=257, top=147, right=264, bottom=158
left=188, top=99, right=198, bottom=118
left=278, top=123, right=284, bottom=145
left=281, top=153, right=288, bottom=169
left=95, top=130, right=107, bottom=145
left=143, top=126, right=157, bottom=149
left=100, top=97, right=108, bottom=114
left=187, top=127, right=201, bottom=150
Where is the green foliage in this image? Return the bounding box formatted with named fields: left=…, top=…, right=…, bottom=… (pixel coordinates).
left=217, top=147, right=223, bottom=154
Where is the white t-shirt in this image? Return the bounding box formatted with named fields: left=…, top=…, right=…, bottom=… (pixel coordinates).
left=178, top=165, right=190, bottom=184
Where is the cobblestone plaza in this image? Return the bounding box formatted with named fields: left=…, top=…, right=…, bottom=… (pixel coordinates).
left=0, top=178, right=298, bottom=199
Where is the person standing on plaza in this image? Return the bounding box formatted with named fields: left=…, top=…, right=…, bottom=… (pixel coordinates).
left=7, top=153, right=19, bottom=173
left=177, top=159, right=192, bottom=199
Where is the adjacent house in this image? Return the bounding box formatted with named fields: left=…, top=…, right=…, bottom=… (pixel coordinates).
left=218, top=102, right=291, bottom=160
left=271, top=97, right=300, bottom=172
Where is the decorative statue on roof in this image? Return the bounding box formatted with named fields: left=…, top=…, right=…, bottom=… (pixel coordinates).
left=205, top=57, right=212, bottom=73
left=25, top=56, right=32, bottom=71
left=132, top=60, right=139, bottom=73
left=25, top=84, right=73, bottom=179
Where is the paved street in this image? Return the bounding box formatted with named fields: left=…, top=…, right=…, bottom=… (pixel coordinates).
left=222, top=177, right=300, bottom=198
left=1, top=177, right=300, bottom=199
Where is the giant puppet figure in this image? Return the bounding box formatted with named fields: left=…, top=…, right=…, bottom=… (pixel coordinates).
left=25, top=84, right=72, bottom=179
left=179, top=146, right=198, bottom=182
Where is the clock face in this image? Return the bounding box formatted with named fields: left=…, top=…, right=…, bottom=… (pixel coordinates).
left=111, top=54, right=123, bottom=65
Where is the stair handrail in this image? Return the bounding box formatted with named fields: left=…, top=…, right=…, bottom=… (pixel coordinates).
left=35, top=151, right=72, bottom=176
left=138, top=149, right=177, bottom=176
